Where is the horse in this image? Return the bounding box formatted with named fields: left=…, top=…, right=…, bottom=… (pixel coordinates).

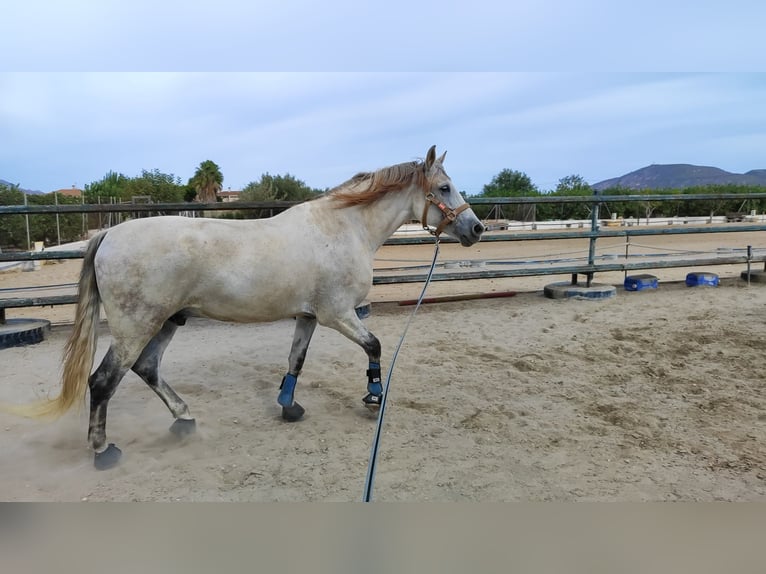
left=9, top=145, right=484, bottom=470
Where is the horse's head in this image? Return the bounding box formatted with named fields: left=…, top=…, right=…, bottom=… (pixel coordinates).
left=418, top=145, right=484, bottom=246
left=415, top=146, right=484, bottom=247
left=327, top=145, right=484, bottom=246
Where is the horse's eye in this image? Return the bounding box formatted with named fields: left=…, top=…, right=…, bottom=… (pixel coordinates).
left=439, top=184, right=451, bottom=194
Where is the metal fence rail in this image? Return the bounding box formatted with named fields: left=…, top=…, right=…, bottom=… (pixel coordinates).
left=372, top=253, right=766, bottom=284
left=3, top=193, right=766, bottom=319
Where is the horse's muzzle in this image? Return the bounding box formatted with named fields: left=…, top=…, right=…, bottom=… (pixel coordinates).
left=456, top=211, right=485, bottom=246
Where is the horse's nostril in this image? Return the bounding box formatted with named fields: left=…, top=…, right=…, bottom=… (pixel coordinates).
left=473, top=223, right=485, bottom=235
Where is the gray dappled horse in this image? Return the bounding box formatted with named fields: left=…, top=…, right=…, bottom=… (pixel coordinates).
left=10, top=146, right=484, bottom=469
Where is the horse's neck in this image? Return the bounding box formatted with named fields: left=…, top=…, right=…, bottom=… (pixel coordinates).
left=351, top=188, right=416, bottom=251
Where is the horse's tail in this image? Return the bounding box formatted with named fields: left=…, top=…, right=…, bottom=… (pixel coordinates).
left=4, top=231, right=109, bottom=419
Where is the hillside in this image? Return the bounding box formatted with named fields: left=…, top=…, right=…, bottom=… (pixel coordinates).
left=592, top=164, right=766, bottom=191
left=0, top=178, right=43, bottom=194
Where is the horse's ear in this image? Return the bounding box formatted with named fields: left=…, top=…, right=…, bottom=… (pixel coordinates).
left=437, top=150, right=447, bottom=165
left=425, top=145, right=437, bottom=172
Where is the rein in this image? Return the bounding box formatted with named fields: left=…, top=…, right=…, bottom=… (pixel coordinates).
left=363, top=170, right=471, bottom=501
left=363, top=236, right=441, bottom=502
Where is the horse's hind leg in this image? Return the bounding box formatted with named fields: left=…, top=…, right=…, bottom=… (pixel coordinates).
left=88, top=346, right=132, bottom=470
left=89, top=317, right=180, bottom=470
left=131, top=318, right=196, bottom=437
left=278, top=315, right=317, bottom=422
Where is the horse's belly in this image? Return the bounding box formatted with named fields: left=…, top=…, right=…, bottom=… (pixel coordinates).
left=198, top=304, right=300, bottom=323
left=192, top=288, right=309, bottom=323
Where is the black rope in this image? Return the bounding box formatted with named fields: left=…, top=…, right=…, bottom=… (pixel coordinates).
left=363, top=238, right=440, bottom=502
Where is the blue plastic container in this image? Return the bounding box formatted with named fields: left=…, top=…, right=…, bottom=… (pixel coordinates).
left=685, top=272, right=719, bottom=287
left=624, top=274, right=659, bottom=291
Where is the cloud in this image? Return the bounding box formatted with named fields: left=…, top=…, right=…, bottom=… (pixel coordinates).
left=1, top=73, right=765, bottom=193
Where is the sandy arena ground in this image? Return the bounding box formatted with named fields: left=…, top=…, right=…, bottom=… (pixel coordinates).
left=1, top=230, right=765, bottom=501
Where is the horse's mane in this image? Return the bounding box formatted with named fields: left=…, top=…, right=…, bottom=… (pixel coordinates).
left=328, top=160, right=430, bottom=207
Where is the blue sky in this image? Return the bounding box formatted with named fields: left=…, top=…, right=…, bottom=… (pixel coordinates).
left=1, top=2, right=765, bottom=194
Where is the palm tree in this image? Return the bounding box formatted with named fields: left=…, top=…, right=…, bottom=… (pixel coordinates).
left=190, top=160, right=223, bottom=203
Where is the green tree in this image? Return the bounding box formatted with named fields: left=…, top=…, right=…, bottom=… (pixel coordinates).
left=474, top=169, right=539, bottom=220
left=555, top=174, right=591, bottom=194
left=28, top=192, right=84, bottom=245
left=480, top=169, right=538, bottom=197
left=240, top=173, right=320, bottom=202
left=681, top=184, right=752, bottom=218
left=233, top=173, right=321, bottom=219
left=600, top=186, right=639, bottom=219
left=85, top=169, right=187, bottom=204
left=0, top=184, right=84, bottom=248
left=189, top=160, right=224, bottom=203
left=84, top=171, right=131, bottom=203
left=638, top=188, right=670, bottom=222
left=0, top=183, right=26, bottom=248
left=126, top=169, right=186, bottom=203
left=546, top=174, right=593, bottom=220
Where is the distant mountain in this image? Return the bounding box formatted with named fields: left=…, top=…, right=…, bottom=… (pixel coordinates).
left=592, top=164, right=766, bottom=191
left=0, top=178, right=44, bottom=194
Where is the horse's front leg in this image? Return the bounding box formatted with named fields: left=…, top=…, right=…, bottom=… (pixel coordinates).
left=323, top=311, right=382, bottom=412
left=362, top=343, right=383, bottom=411
left=279, top=315, right=317, bottom=421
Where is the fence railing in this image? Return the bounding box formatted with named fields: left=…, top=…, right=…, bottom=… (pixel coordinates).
left=2, top=192, right=766, bottom=317
left=0, top=200, right=298, bottom=215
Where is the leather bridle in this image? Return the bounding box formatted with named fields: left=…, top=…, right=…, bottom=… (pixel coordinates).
left=421, top=188, right=470, bottom=237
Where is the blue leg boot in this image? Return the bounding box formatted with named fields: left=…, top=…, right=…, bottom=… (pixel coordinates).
left=363, top=362, right=383, bottom=410
left=279, top=373, right=305, bottom=422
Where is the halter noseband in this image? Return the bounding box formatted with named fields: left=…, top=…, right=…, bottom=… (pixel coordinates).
left=421, top=188, right=470, bottom=237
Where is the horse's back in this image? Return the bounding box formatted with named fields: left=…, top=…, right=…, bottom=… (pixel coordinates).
left=94, top=216, right=285, bottom=312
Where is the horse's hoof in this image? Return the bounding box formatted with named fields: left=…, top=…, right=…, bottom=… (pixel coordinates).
left=94, top=443, right=122, bottom=470
left=362, top=393, right=382, bottom=412
left=169, top=418, right=196, bottom=438
left=282, top=402, right=305, bottom=422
